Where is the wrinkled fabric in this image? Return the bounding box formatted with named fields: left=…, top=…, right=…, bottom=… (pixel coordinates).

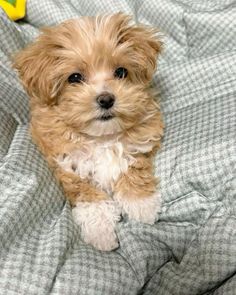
left=0, top=1, right=236, bottom=294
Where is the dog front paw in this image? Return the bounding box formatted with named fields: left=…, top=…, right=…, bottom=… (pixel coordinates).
left=72, top=200, right=121, bottom=251
left=114, top=192, right=161, bottom=224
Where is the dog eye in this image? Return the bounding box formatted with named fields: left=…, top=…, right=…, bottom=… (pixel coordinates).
left=68, top=73, right=84, bottom=84
left=114, top=67, right=128, bottom=79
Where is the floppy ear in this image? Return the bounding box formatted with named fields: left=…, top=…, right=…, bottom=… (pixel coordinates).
left=124, top=25, right=162, bottom=83
left=14, top=28, right=64, bottom=105
left=109, top=13, right=162, bottom=83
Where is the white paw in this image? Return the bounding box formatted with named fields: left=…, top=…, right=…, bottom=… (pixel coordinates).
left=72, top=200, right=121, bottom=251
left=114, top=192, right=161, bottom=224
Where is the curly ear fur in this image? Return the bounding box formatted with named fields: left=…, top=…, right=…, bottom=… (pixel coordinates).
left=95, top=13, right=162, bottom=83
left=123, top=25, right=162, bottom=83
left=14, top=27, right=66, bottom=105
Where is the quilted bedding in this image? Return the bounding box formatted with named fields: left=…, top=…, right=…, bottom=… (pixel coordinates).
left=0, top=0, right=236, bottom=294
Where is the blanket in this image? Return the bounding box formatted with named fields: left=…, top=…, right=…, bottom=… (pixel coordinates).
left=0, top=0, right=236, bottom=294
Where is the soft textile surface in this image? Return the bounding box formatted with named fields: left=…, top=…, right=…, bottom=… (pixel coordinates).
left=0, top=1, right=236, bottom=294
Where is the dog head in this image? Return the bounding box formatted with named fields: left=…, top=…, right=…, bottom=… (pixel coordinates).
left=14, top=13, right=162, bottom=137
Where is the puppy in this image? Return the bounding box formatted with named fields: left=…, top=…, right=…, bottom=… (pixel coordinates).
left=14, top=13, right=164, bottom=251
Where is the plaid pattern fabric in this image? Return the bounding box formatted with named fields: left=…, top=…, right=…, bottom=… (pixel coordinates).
left=0, top=0, right=236, bottom=294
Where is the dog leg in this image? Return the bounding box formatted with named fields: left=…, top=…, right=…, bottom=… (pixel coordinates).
left=72, top=200, right=121, bottom=251
left=113, top=155, right=161, bottom=224
left=55, top=168, right=121, bottom=251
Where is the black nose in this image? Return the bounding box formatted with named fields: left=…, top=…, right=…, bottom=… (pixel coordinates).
left=96, top=92, right=115, bottom=109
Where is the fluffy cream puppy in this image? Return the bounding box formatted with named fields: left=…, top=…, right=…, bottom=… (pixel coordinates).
left=14, top=13, right=164, bottom=251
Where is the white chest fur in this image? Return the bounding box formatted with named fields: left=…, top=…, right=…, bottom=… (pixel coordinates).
left=57, top=141, right=136, bottom=194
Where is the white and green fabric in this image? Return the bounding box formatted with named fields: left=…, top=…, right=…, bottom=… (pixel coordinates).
left=0, top=1, right=236, bottom=294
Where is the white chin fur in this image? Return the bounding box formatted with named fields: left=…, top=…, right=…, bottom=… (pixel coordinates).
left=84, top=118, right=122, bottom=136
left=114, top=191, right=161, bottom=224
left=72, top=200, right=121, bottom=251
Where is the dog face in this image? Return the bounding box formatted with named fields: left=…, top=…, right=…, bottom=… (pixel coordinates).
left=15, top=13, right=162, bottom=137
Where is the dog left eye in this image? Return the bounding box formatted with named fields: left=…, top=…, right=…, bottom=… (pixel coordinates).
left=68, top=73, right=84, bottom=84
left=114, top=67, right=128, bottom=79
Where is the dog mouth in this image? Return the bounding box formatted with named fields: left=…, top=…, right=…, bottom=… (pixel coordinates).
left=85, top=112, right=121, bottom=136
left=97, top=114, right=114, bottom=121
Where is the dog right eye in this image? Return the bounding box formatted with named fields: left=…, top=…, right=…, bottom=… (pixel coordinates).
left=68, top=73, right=84, bottom=84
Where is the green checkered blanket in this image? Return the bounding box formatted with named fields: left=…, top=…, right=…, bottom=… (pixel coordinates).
left=0, top=1, right=236, bottom=294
